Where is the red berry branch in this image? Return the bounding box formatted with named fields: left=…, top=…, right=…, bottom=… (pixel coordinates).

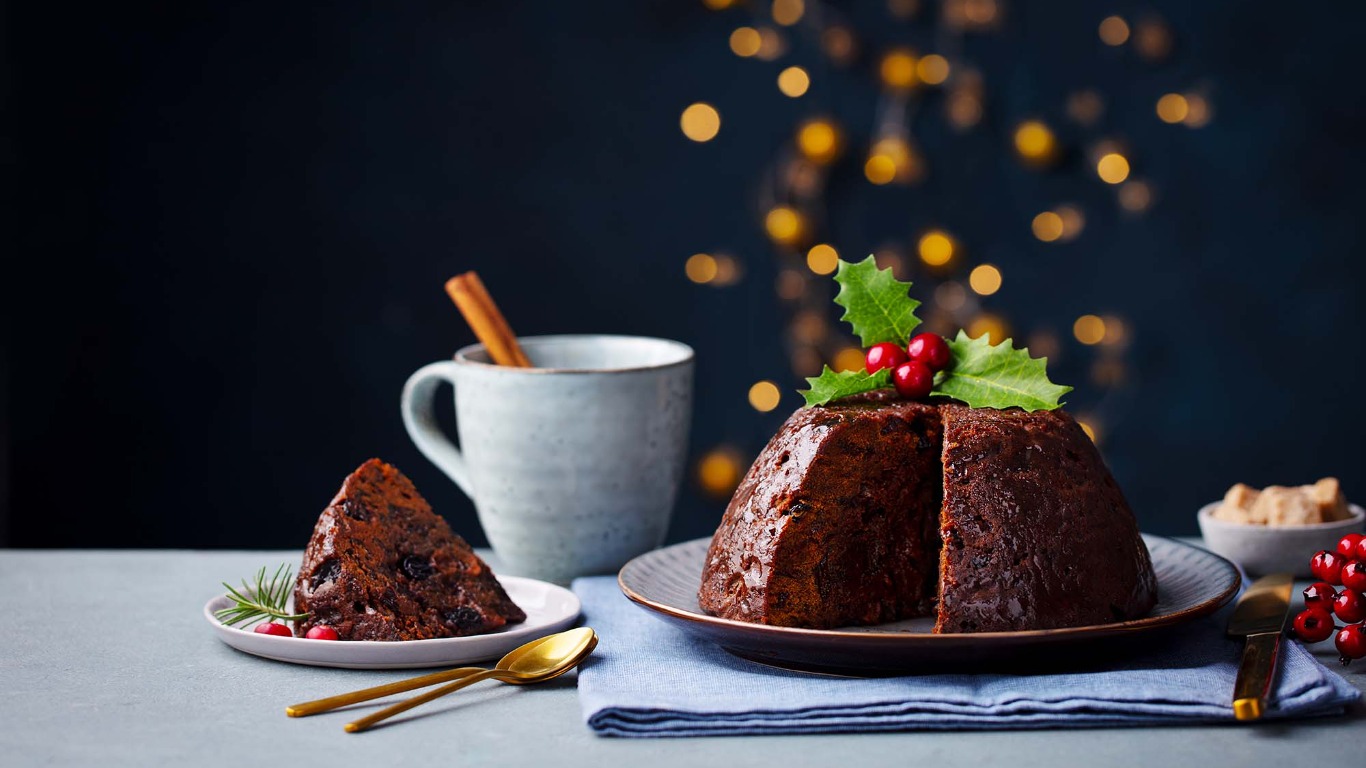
left=1290, top=533, right=1366, bottom=665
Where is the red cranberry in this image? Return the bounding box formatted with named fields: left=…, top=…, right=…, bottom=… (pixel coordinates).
left=1356, top=536, right=1366, bottom=562
left=1335, top=624, right=1366, bottom=664
left=1333, top=590, right=1366, bottom=623
left=253, top=622, right=293, bottom=637
left=1342, top=561, right=1366, bottom=593
left=865, top=342, right=909, bottom=374
left=906, top=333, right=952, bottom=372
left=1336, top=533, right=1365, bottom=559
left=305, top=625, right=340, bottom=641
left=1293, top=608, right=1336, bottom=644
left=1310, top=550, right=1347, bottom=585
left=892, top=360, right=934, bottom=399
left=1303, top=581, right=1338, bottom=612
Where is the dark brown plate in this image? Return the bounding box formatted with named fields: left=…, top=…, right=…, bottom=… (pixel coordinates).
left=618, top=535, right=1241, bottom=676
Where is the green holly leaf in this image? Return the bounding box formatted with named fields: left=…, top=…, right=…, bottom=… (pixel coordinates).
left=932, top=331, right=1072, bottom=411
left=833, top=256, right=921, bottom=346
left=799, top=366, right=893, bottom=407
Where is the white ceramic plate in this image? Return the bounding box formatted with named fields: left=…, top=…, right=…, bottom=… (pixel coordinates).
left=204, top=576, right=581, bottom=669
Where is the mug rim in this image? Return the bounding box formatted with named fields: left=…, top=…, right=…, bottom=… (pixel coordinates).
left=453, top=334, right=695, bottom=374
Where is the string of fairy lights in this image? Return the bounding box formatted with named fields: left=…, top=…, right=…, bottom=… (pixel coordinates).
left=682, top=0, right=1212, bottom=499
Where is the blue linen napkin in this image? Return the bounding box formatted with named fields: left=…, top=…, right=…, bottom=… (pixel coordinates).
left=572, top=576, right=1360, bottom=737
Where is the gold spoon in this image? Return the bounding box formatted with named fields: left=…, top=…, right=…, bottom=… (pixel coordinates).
left=343, top=627, right=597, bottom=733
left=285, top=627, right=596, bottom=719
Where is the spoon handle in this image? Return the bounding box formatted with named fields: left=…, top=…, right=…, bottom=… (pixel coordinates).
left=344, top=669, right=504, bottom=733
left=286, top=665, right=487, bottom=717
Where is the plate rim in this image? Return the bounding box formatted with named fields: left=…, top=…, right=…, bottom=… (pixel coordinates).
left=203, top=575, right=581, bottom=664
left=618, top=534, right=1241, bottom=643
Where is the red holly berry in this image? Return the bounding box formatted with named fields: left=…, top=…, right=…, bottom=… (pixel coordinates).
left=892, top=360, right=934, bottom=399
left=865, top=342, right=910, bottom=374
left=1303, top=581, right=1339, bottom=612
left=1293, top=608, right=1337, bottom=644
left=1335, top=624, right=1366, bottom=665
left=1336, top=533, right=1365, bottom=559
left=305, top=625, right=340, bottom=641
left=1310, top=550, right=1347, bottom=585
left=1342, top=561, right=1366, bottom=593
left=906, top=333, right=952, bottom=372
left=1333, top=590, right=1366, bottom=624
left=1356, top=536, right=1366, bottom=562
left=253, top=622, right=293, bottom=637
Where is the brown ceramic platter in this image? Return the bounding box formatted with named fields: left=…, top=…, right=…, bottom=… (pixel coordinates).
left=618, top=534, right=1241, bottom=676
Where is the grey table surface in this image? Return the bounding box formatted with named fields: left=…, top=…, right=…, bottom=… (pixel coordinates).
left=2, top=545, right=1363, bottom=768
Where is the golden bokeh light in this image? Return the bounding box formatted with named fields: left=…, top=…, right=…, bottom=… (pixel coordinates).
left=680, top=103, right=721, bottom=142
left=697, top=446, right=745, bottom=498
left=822, top=26, right=857, bottom=65
left=1183, top=94, right=1212, bottom=127
left=1067, top=89, right=1104, bottom=126
left=969, top=264, right=1002, bottom=296
left=1118, top=180, right=1153, bottom=212
left=685, top=253, right=719, bottom=284
left=772, top=0, right=804, bottom=26
left=935, top=281, right=967, bottom=311
left=791, top=346, right=823, bottom=377
left=1073, top=314, right=1107, bottom=345
left=1013, top=120, right=1058, bottom=166
left=756, top=27, right=786, bottom=60
left=888, top=0, right=920, bottom=19
left=967, top=313, right=1009, bottom=345
left=1032, top=211, right=1064, bottom=242
left=1026, top=330, right=1061, bottom=362
left=806, top=243, right=840, bottom=275
left=775, top=269, right=806, bottom=301
left=711, top=254, right=743, bottom=286
left=1101, top=315, right=1129, bottom=346
left=790, top=310, right=828, bottom=344
left=1134, top=18, right=1173, bottom=61
left=729, top=27, right=762, bottom=58
left=1056, top=205, right=1085, bottom=241
left=864, top=137, right=920, bottom=185
left=796, top=118, right=843, bottom=165
left=1156, top=93, right=1188, bottom=124
left=1096, top=153, right=1130, bottom=184
left=765, top=206, right=809, bottom=247
left=864, top=155, right=898, bottom=185
left=834, top=346, right=868, bottom=373
left=880, top=48, right=919, bottom=91
left=917, top=54, right=950, bottom=85
left=1099, top=16, right=1130, bottom=46
left=918, top=230, right=955, bottom=267
left=777, top=66, right=810, bottom=97
left=702, top=0, right=738, bottom=9
left=748, top=380, right=783, bottom=412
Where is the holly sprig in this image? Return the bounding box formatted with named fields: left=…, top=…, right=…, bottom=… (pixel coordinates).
left=799, top=256, right=1071, bottom=410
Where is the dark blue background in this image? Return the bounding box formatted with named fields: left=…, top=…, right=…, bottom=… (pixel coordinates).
left=7, top=1, right=1366, bottom=548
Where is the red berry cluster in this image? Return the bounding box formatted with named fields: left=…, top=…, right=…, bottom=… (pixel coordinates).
left=1291, top=533, right=1366, bottom=665
left=252, top=622, right=340, bottom=640
left=866, top=333, right=952, bottom=400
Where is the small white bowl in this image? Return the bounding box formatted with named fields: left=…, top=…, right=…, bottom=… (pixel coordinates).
left=1197, top=502, right=1365, bottom=577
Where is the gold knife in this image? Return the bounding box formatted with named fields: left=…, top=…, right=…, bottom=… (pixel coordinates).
left=1225, top=573, right=1294, bottom=721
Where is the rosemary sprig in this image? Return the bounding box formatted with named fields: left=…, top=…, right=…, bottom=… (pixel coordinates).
left=214, top=563, right=310, bottom=628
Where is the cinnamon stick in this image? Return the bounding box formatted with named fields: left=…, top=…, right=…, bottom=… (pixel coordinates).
left=444, top=271, right=533, bottom=367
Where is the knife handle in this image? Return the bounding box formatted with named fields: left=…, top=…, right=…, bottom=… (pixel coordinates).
left=1233, top=631, right=1281, bottom=721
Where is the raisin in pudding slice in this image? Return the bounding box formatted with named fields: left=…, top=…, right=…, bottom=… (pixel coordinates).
left=293, top=459, right=526, bottom=640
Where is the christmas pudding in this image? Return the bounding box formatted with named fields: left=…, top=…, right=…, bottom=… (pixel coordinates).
left=697, top=256, right=1158, bottom=633
left=293, top=459, right=525, bottom=640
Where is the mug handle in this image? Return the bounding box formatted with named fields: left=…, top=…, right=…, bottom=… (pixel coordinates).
left=401, top=361, right=473, bottom=498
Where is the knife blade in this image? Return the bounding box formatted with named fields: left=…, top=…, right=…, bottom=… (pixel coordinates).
left=1225, top=573, right=1294, bottom=721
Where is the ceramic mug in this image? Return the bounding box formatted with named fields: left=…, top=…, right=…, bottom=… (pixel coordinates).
left=401, top=334, right=694, bottom=584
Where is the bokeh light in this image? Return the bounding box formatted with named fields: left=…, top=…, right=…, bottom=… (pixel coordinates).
left=1055, top=205, right=1086, bottom=241
left=1099, top=16, right=1130, bottom=46
left=764, top=206, right=809, bottom=246
left=1073, top=314, right=1107, bottom=345
left=1134, top=17, right=1173, bottom=61
left=880, top=48, right=919, bottom=91
left=756, top=27, right=786, bottom=60
left=806, top=243, right=839, bottom=275
left=748, top=380, right=782, bottom=412
left=772, top=0, right=804, bottom=26
left=1067, top=90, right=1104, bottom=126
left=918, top=230, right=955, bottom=266
left=969, top=264, right=1002, bottom=296
left=775, top=269, right=806, bottom=300
left=777, top=66, right=810, bottom=97
left=935, top=281, right=967, bottom=311
left=697, top=446, right=745, bottom=498
left=1183, top=94, right=1212, bottom=127
left=685, top=253, right=719, bottom=284
left=1118, top=180, right=1153, bottom=212
left=834, top=346, right=867, bottom=373
left=822, top=26, right=857, bottom=65
left=917, top=54, right=950, bottom=85
left=1032, top=211, right=1064, bottom=242
left=1156, top=93, right=1189, bottom=124
left=864, top=137, right=921, bottom=185
left=1096, top=153, right=1130, bottom=184
left=967, top=313, right=1009, bottom=345
left=1014, top=120, right=1058, bottom=167
left=680, top=103, right=721, bottom=142
left=796, top=118, right=843, bottom=165
left=729, top=27, right=762, bottom=58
